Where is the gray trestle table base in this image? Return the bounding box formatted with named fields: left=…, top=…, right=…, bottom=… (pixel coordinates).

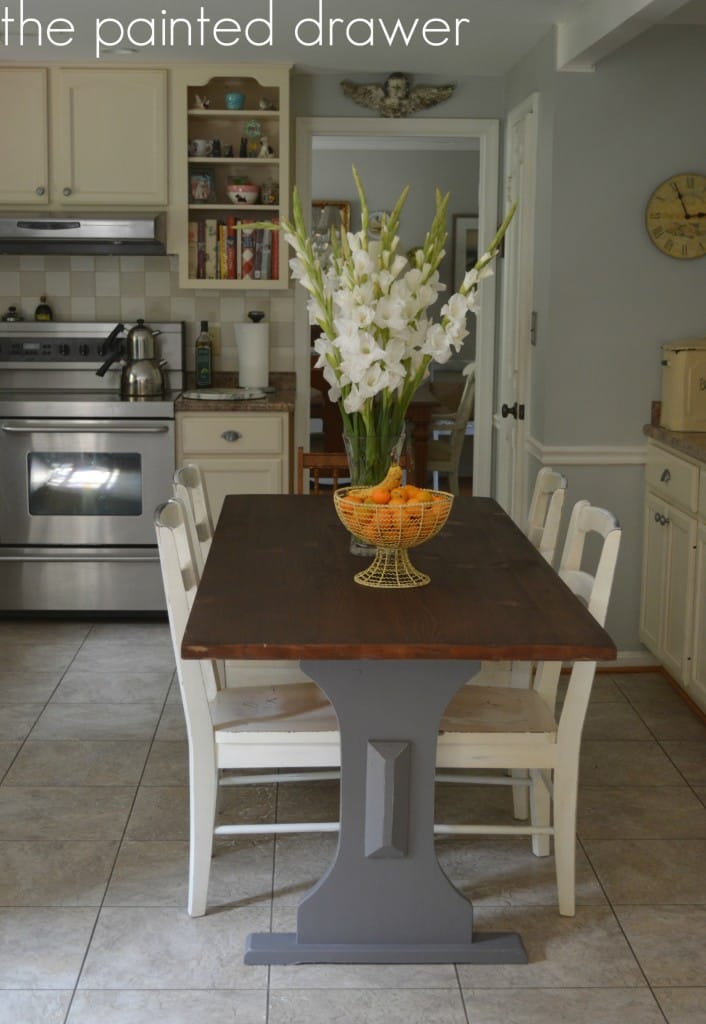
left=244, top=659, right=528, bottom=965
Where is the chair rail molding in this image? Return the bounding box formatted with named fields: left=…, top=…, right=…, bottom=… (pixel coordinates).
left=525, top=434, right=647, bottom=467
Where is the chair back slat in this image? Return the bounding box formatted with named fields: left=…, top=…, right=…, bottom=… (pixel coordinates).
left=427, top=363, right=475, bottom=495
left=526, top=467, right=567, bottom=565
left=173, top=464, right=214, bottom=568
left=558, top=500, right=621, bottom=628
left=297, top=447, right=351, bottom=494
left=155, top=498, right=220, bottom=700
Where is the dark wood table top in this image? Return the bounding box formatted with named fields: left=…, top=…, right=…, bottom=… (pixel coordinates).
left=182, top=495, right=616, bottom=663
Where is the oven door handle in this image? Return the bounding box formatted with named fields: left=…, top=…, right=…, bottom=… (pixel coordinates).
left=1, top=422, right=170, bottom=434
left=0, top=553, right=159, bottom=563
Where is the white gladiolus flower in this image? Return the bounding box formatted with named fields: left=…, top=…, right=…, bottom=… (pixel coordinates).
left=373, top=296, right=407, bottom=333
left=281, top=168, right=516, bottom=447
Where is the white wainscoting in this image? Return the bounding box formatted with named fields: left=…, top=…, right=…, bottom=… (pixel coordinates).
left=526, top=436, right=647, bottom=467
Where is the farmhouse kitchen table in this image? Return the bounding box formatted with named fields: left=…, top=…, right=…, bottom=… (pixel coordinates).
left=181, top=495, right=615, bottom=965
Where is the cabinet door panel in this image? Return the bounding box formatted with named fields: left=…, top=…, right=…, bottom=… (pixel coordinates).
left=200, top=458, right=283, bottom=520
left=660, top=504, right=697, bottom=682
left=689, top=523, right=706, bottom=708
left=55, top=69, right=167, bottom=205
left=0, top=68, right=48, bottom=204
left=640, top=493, right=668, bottom=656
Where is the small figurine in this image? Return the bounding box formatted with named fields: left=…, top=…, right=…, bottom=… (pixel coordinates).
left=258, top=137, right=274, bottom=158
left=340, top=72, right=454, bottom=118
left=193, top=94, right=210, bottom=110
left=259, top=96, right=275, bottom=111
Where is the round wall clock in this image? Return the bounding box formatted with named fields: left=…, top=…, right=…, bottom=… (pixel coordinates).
left=645, top=172, right=706, bottom=259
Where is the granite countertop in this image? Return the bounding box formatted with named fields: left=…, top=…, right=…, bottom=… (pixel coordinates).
left=643, top=424, right=706, bottom=464
left=175, top=372, right=296, bottom=413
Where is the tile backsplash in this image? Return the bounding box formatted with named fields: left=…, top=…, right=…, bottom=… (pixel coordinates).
left=0, top=253, right=295, bottom=373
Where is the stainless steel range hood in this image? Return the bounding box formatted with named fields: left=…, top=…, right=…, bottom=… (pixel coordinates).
left=0, top=213, right=166, bottom=255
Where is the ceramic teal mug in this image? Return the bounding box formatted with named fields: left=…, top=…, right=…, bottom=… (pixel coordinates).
left=225, top=92, right=245, bottom=110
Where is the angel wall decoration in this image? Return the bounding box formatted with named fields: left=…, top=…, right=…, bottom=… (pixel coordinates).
left=340, top=72, right=454, bottom=118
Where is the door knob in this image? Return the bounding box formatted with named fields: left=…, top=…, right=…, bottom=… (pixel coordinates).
left=660, top=468, right=671, bottom=483
left=501, top=402, right=525, bottom=420
left=62, top=187, right=72, bottom=197
left=35, top=186, right=45, bottom=196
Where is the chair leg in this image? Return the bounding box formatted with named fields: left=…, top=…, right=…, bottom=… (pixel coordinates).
left=529, top=768, right=551, bottom=858
left=187, top=759, right=218, bottom=917
left=511, top=770, right=529, bottom=820
left=510, top=662, right=533, bottom=819
left=553, top=763, right=579, bottom=917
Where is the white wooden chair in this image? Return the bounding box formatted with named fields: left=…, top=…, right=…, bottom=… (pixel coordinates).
left=426, top=363, right=475, bottom=496
left=172, top=463, right=213, bottom=574
left=173, top=463, right=310, bottom=690
left=435, top=502, right=621, bottom=916
left=155, top=497, right=340, bottom=917
left=526, top=466, right=568, bottom=565
left=501, top=467, right=567, bottom=815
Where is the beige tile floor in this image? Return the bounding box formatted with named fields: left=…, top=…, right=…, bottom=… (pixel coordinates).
left=1, top=620, right=705, bottom=1024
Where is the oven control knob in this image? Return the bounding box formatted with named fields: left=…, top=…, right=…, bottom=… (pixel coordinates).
left=79, top=344, right=89, bottom=357
left=58, top=344, right=70, bottom=356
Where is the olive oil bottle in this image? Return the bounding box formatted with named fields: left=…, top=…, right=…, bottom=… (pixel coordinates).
left=195, top=320, right=213, bottom=388
left=34, top=296, right=53, bottom=321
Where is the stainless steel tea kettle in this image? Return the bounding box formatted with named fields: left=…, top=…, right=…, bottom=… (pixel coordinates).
left=96, top=320, right=168, bottom=397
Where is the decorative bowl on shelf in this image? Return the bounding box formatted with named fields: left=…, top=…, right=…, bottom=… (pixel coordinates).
left=226, top=184, right=260, bottom=204
left=333, top=486, right=453, bottom=588
left=225, top=92, right=246, bottom=110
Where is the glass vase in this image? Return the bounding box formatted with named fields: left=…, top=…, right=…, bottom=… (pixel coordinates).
left=342, top=428, right=406, bottom=557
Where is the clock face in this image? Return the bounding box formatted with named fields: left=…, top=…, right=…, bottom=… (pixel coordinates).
left=646, top=173, right=706, bottom=259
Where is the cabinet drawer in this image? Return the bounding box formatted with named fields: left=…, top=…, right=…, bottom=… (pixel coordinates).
left=179, top=413, right=284, bottom=455
left=645, top=445, right=699, bottom=512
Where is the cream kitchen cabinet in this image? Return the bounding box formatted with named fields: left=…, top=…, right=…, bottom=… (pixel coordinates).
left=640, top=438, right=704, bottom=708
left=176, top=411, right=290, bottom=521
left=692, top=520, right=706, bottom=709
left=0, top=67, right=167, bottom=207
left=0, top=68, right=48, bottom=205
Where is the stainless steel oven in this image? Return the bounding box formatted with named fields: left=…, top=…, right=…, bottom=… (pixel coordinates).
left=0, top=322, right=184, bottom=613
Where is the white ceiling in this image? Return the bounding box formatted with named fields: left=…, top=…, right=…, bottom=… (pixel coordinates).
left=2, top=0, right=705, bottom=74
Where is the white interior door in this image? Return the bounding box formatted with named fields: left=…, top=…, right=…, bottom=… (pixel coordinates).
left=493, top=95, right=538, bottom=521
left=294, top=117, right=499, bottom=495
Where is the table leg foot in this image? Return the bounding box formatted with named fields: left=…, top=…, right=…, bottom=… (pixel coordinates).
left=244, top=931, right=527, bottom=965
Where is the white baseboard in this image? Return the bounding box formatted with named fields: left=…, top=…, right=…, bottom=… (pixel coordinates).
left=598, top=649, right=660, bottom=670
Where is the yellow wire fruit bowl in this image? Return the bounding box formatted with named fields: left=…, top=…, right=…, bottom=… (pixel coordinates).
left=333, top=487, right=454, bottom=588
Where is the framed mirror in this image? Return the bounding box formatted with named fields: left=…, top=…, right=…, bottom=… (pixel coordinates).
left=312, top=200, right=351, bottom=234
left=453, top=214, right=479, bottom=291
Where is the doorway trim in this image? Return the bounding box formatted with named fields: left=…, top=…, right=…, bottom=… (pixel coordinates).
left=493, top=92, right=539, bottom=520
left=293, top=116, right=500, bottom=495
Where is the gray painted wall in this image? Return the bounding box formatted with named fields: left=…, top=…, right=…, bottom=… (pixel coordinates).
left=311, top=146, right=480, bottom=315
left=508, top=25, right=706, bottom=651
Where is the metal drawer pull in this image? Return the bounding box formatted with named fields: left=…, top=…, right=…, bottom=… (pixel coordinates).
left=660, top=468, right=671, bottom=483
left=654, top=512, right=671, bottom=526
left=221, top=430, right=242, bottom=442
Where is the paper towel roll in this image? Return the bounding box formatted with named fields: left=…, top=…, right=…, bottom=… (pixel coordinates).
left=235, top=322, right=269, bottom=388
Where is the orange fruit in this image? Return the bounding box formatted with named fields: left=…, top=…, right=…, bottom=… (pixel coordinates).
left=370, top=487, right=391, bottom=505
left=408, top=488, right=433, bottom=504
